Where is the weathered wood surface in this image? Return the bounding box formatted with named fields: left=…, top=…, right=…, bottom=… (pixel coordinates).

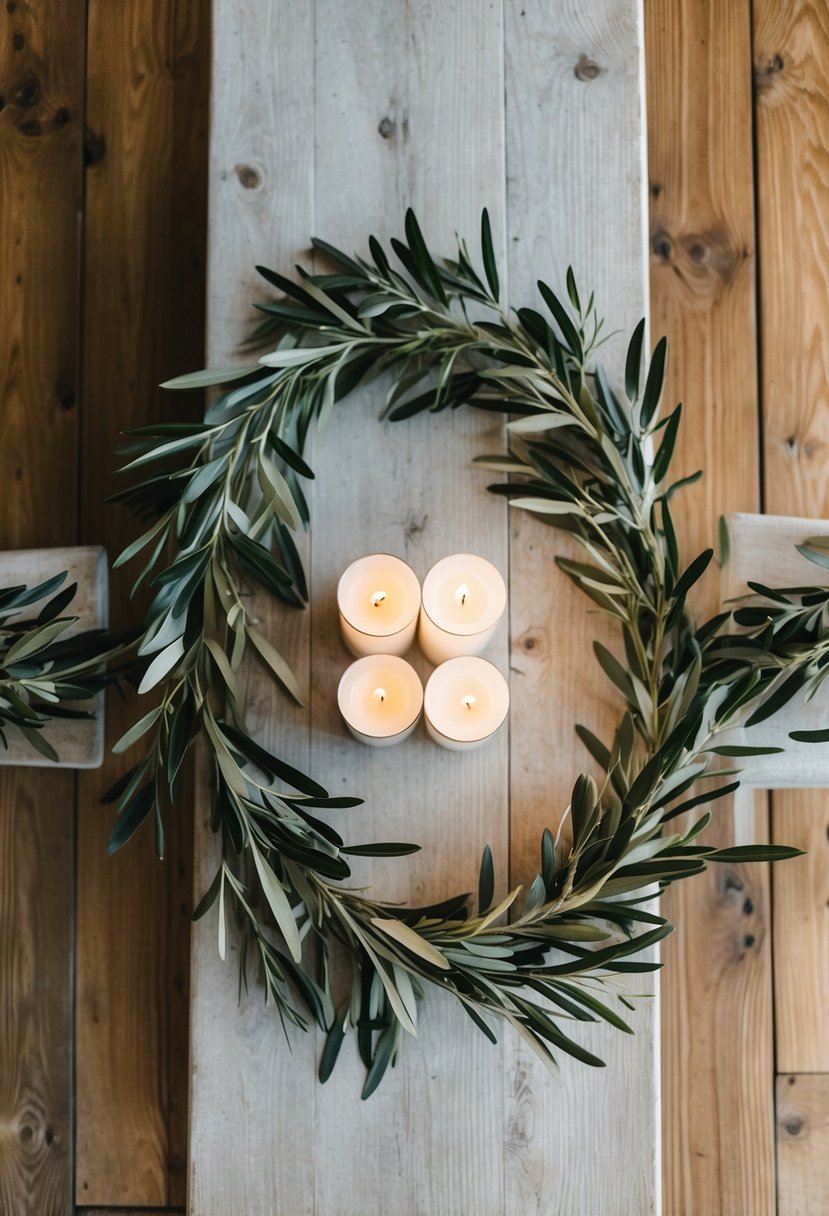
left=645, top=3, right=777, bottom=1214
left=75, top=1, right=208, bottom=1206
left=753, top=0, right=829, bottom=1094
left=503, top=4, right=658, bottom=1213
left=776, top=1074, right=829, bottom=1216
left=0, top=546, right=108, bottom=769
left=0, top=0, right=84, bottom=1210
left=191, top=2, right=655, bottom=1214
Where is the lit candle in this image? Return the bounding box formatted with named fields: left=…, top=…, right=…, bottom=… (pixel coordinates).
left=337, top=655, right=423, bottom=747
left=423, top=656, right=509, bottom=751
left=337, top=554, right=421, bottom=658
left=418, top=554, right=507, bottom=665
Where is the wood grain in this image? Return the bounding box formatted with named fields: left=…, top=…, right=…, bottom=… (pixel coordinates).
left=189, top=3, right=318, bottom=1213
left=645, top=2, right=776, bottom=1213
left=193, top=2, right=657, bottom=1213
left=310, top=5, right=508, bottom=1213
left=776, top=1074, right=829, bottom=1216
left=503, top=3, right=659, bottom=1213
left=76, top=0, right=208, bottom=1205
left=753, top=0, right=829, bottom=1081
left=0, top=0, right=84, bottom=1211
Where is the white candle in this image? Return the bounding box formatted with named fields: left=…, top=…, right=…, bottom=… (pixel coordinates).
left=337, top=654, right=423, bottom=747
left=337, top=554, right=421, bottom=658
left=418, top=553, right=507, bottom=665
left=423, top=656, right=509, bottom=751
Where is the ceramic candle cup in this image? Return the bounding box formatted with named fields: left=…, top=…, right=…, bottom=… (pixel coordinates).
left=337, top=654, right=423, bottom=747
left=418, top=553, right=507, bottom=666
left=337, top=554, right=421, bottom=658
left=423, top=656, right=509, bottom=751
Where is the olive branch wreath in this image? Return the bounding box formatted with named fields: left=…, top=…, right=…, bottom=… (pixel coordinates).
left=5, top=211, right=829, bottom=1098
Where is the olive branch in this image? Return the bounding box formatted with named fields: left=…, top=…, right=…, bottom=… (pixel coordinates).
left=34, top=210, right=829, bottom=1097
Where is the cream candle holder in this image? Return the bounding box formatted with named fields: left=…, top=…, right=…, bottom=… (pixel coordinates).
left=418, top=553, right=506, bottom=665
left=423, top=656, right=509, bottom=751
left=337, top=554, right=421, bottom=657
left=337, top=654, right=423, bottom=747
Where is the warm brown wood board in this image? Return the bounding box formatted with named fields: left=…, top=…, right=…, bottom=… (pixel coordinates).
left=0, top=1, right=84, bottom=1212
left=190, top=2, right=655, bottom=1214
left=776, top=1074, right=829, bottom=1216
left=645, top=2, right=777, bottom=1213
left=753, top=0, right=829, bottom=1088
left=75, top=1, right=208, bottom=1206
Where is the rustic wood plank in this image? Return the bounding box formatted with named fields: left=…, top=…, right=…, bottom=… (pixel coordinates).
left=76, top=1, right=208, bottom=1205
left=645, top=3, right=776, bottom=1213
left=0, top=0, right=84, bottom=1210
left=0, top=546, right=107, bottom=769
left=753, top=0, right=829, bottom=1086
left=309, top=6, right=508, bottom=1214
left=776, top=1074, right=829, bottom=1216
left=188, top=3, right=318, bottom=1214
left=503, top=4, right=658, bottom=1213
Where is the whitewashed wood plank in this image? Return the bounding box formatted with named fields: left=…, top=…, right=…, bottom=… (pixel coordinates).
left=309, top=4, right=509, bottom=1214
left=718, top=512, right=829, bottom=787
left=0, top=545, right=107, bottom=768
left=503, top=3, right=659, bottom=1213
left=189, top=4, right=318, bottom=1215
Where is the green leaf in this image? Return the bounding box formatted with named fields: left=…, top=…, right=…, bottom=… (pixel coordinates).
left=796, top=543, right=829, bottom=571
left=671, top=548, right=713, bottom=603
left=537, top=280, right=583, bottom=360
left=709, top=845, right=803, bottom=863
left=624, top=318, right=646, bottom=401
left=161, top=365, right=259, bottom=390
left=718, top=514, right=730, bottom=566
left=706, top=744, right=784, bottom=756
left=341, top=842, right=420, bottom=857
left=478, top=844, right=494, bottom=913
left=640, top=335, right=667, bottom=427
left=5, top=618, right=73, bottom=665
left=319, top=1012, right=348, bottom=1083
left=789, top=728, right=829, bottom=743
left=137, top=638, right=185, bottom=695
left=480, top=208, right=499, bottom=301
left=247, top=627, right=304, bottom=705
left=112, top=706, right=163, bottom=754
left=370, top=918, right=450, bottom=971
left=250, top=842, right=302, bottom=962
left=269, top=432, right=315, bottom=479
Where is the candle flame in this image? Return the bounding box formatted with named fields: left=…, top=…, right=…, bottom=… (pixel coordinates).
left=455, top=583, right=470, bottom=607
left=373, top=687, right=386, bottom=704
left=371, top=590, right=387, bottom=607
left=462, top=694, right=477, bottom=710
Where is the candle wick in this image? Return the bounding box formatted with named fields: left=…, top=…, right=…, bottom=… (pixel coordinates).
left=371, top=590, right=387, bottom=607
left=462, top=694, right=476, bottom=710
left=456, top=582, right=470, bottom=608
left=373, top=687, right=386, bottom=704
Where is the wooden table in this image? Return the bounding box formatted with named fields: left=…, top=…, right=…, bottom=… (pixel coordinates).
left=189, top=3, right=658, bottom=1213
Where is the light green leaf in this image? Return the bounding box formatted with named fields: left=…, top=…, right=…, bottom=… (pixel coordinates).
left=137, top=638, right=185, bottom=694
left=370, top=917, right=450, bottom=971
left=250, top=842, right=302, bottom=962
left=161, top=365, right=259, bottom=390
left=112, top=706, right=163, bottom=754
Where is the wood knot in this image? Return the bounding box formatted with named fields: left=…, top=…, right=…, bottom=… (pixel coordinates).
left=785, top=1116, right=803, bottom=1136
left=55, top=106, right=71, bottom=127
left=574, top=55, right=601, bottom=81
left=755, top=53, right=785, bottom=92
left=378, top=115, right=396, bottom=139
left=83, top=129, right=106, bottom=167
left=11, top=28, right=24, bottom=50
left=519, top=631, right=543, bottom=655
left=6, top=1, right=16, bottom=10
left=13, top=73, right=39, bottom=108
left=235, top=163, right=260, bottom=189
left=18, top=118, right=41, bottom=137
left=651, top=227, right=673, bottom=262
left=650, top=182, right=663, bottom=200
